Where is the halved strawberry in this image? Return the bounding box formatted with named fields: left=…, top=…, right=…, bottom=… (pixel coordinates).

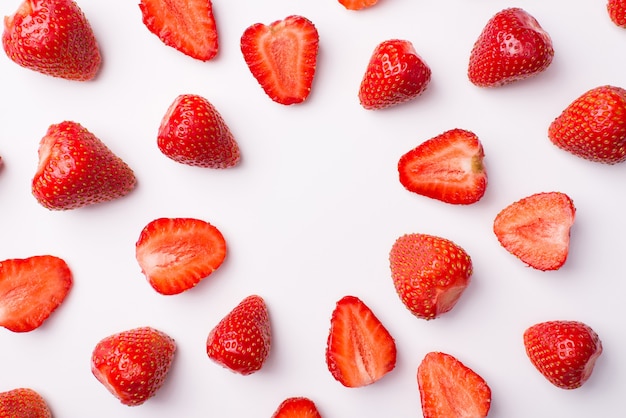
left=135, top=217, right=227, bottom=295
left=0, top=255, right=72, bottom=332
left=417, top=352, right=492, bottom=418
left=398, top=128, right=487, bottom=205
left=241, top=15, right=319, bottom=105
left=325, top=295, right=396, bottom=388
left=338, top=0, right=378, bottom=10
left=358, top=39, right=431, bottom=110
left=139, top=0, right=218, bottom=61
left=493, top=192, right=575, bottom=271
left=157, top=94, right=240, bottom=168
left=271, top=397, right=322, bottom=418
left=0, top=388, right=52, bottom=418
left=206, top=295, right=271, bottom=375
left=608, top=0, right=626, bottom=27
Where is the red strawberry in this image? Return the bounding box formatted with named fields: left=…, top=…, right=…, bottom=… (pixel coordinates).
left=389, top=233, right=472, bottom=320
left=608, top=0, right=626, bottom=27
left=271, top=397, right=322, bottom=418
left=135, top=217, right=227, bottom=295
left=241, top=15, right=319, bottom=105
left=523, top=320, right=603, bottom=389
left=398, top=128, right=487, bottom=205
left=0, top=255, right=72, bottom=332
left=0, top=388, right=52, bottom=418
left=31, top=121, right=136, bottom=210
left=358, top=39, right=431, bottom=110
left=417, top=352, right=492, bottom=418
left=468, top=8, right=554, bottom=87
left=338, top=0, right=378, bottom=11
left=2, top=0, right=101, bottom=81
left=157, top=94, right=240, bottom=168
left=493, top=192, right=575, bottom=271
left=91, top=326, right=176, bottom=406
left=325, top=295, right=396, bottom=388
left=206, top=295, right=271, bottom=375
left=548, top=85, right=626, bottom=164
left=139, top=0, right=218, bottom=61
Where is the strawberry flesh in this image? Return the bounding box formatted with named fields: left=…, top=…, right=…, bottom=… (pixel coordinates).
left=398, top=128, right=487, bottom=205
left=325, top=295, right=397, bottom=388
left=0, top=255, right=72, bottom=332
left=271, top=397, right=322, bottom=418
left=0, top=388, right=52, bottom=417
left=338, top=0, right=378, bottom=10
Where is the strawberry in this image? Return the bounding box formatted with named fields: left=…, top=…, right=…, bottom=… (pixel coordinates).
left=0, top=255, right=72, bottom=333
left=325, top=295, right=396, bottom=388
left=548, top=85, right=626, bottom=164
left=2, top=0, right=101, bottom=81
left=241, top=15, right=319, bottom=105
left=135, top=217, right=227, bottom=295
left=358, top=39, right=431, bottom=110
left=468, top=8, right=554, bottom=87
left=31, top=121, right=136, bottom=210
left=206, top=295, right=271, bottom=375
left=338, top=0, right=378, bottom=11
left=608, top=0, right=626, bottom=27
left=398, top=128, right=487, bottom=205
left=493, top=192, right=575, bottom=271
left=523, top=320, right=603, bottom=389
left=389, top=233, right=472, bottom=320
left=157, top=94, right=240, bottom=168
left=271, top=397, right=322, bottom=418
left=139, top=0, right=218, bottom=61
left=417, top=352, right=492, bottom=418
left=0, top=388, right=51, bottom=418
left=91, top=326, right=176, bottom=406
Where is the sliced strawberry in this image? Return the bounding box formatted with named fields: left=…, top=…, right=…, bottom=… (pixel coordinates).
left=608, top=0, right=626, bottom=27
left=493, top=192, right=575, bottom=271
left=91, top=326, right=176, bottom=406
left=135, top=217, right=227, bottom=295
left=157, top=94, right=240, bottom=168
left=0, top=255, right=72, bottom=332
left=241, top=15, right=319, bottom=105
left=139, top=0, right=218, bottom=61
left=0, top=388, right=52, bottom=418
left=358, top=39, right=431, bottom=110
left=271, top=397, right=322, bottom=418
left=417, top=352, right=492, bottom=418
left=524, top=320, right=602, bottom=389
left=2, top=0, right=101, bottom=81
left=398, top=128, right=487, bottom=205
left=389, top=233, right=472, bottom=320
left=338, top=0, right=378, bottom=10
left=325, top=295, right=396, bottom=388
left=206, top=295, right=271, bottom=375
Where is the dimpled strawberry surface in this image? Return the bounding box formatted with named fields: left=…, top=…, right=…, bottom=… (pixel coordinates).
left=0, top=1, right=622, bottom=417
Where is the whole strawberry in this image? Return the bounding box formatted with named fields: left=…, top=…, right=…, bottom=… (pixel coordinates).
left=389, top=233, right=472, bottom=320
left=0, top=388, right=52, bottom=418
left=157, top=94, right=240, bottom=168
left=359, top=39, right=431, bottom=110
left=32, top=121, right=136, bottom=210
left=206, top=295, right=271, bottom=375
left=271, top=397, right=322, bottom=418
left=608, top=0, right=626, bottom=27
left=548, top=85, right=626, bottom=164
left=524, top=321, right=602, bottom=389
left=468, top=8, right=554, bottom=87
left=2, top=0, right=101, bottom=81
left=91, top=326, right=176, bottom=406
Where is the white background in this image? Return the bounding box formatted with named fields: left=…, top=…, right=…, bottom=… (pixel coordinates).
left=0, top=0, right=624, bottom=417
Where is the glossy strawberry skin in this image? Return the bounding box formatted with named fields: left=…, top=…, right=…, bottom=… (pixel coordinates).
left=359, top=39, right=431, bottom=110
left=206, top=295, right=271, bottom=375
left=31, top=121, right=136, bottom=210
left=548, top=85, right=626, bottom=164
left=389, top=233, right=472, bottom=320
left=0, top=388, right=52, bottom=418
left=157, top=94, right=240, bottom=168
left=608, top=0, right=626, bottom=27
left=524, top=321, right=602, bottom=389
left=91, top=326, right=176, bottom=406
left=271, top=397, right=322, bottom=418
left=2, top=0, right=101, bottom=81
left=468, top=8, right=554, bottom=87
left=338, top=0, right=378, bottom=10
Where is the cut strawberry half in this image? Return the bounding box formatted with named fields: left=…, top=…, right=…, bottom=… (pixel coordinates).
left=338, top=0, right=378, bottom=10
left=271, top=397, right=322, bottom=418
left=493, top=192, right=575, bottom=271
left=398, top=128, right=487, bottom=205
left=135, top=217, right=227, bottom=295
left=241, top=15, right=319, bottom=105
left=325, top=295, right=396, bottom=387
left=0, top=255, right=72, bottom=332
